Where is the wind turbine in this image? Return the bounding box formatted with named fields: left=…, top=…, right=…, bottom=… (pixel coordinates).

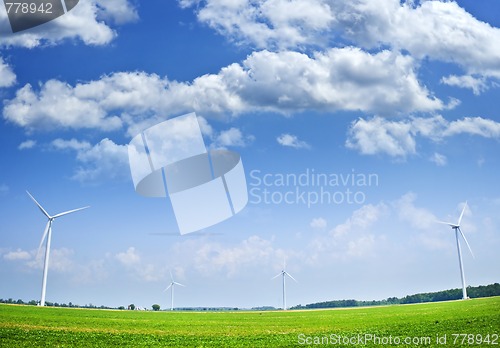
left=164, top=271, right=185, bottom=311
left=27, top=191, right=89, bottom=306
left=437, top=201, right=474, bottom=300
left=272, top=259, right=297, bottom=310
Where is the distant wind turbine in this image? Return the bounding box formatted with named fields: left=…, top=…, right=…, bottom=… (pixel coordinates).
left=164, top=271, right=185, bottom=311
left=272, top=259, right=297, bottom=310
left=437, top=201, right=474, bottom=300
left=27, top=191, right=89, bottom=306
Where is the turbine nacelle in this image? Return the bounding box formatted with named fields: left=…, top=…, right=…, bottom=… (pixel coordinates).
left=437, top=201, right=474, bottom=258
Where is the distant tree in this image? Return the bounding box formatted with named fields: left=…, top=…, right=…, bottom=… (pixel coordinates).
left=152, top=304, right=160, bottom=311
left=118, top=306, right=125, bottom=310
left=128, top=304, right=135, bottom=310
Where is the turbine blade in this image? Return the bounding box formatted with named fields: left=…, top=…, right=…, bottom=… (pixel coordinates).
left=26, top=191, right=51, bottom=219
left=436, top=220, right=457, bottom=227
left=285, top=272, right=298, bottom=283
left=164, top=283, right=173, bottom=291
left=457, top=201, right=467, bottom=226
left=36, top=221, right=51, bottom=258
left=458, top=227, right=474, bottom=259
left=170, top=270, right=174, bottom=281
left=173, top=282, right=185, bottom=287
left=52, top=206, right=90, bottom=219
left=271, top=272, right=282, bottom=280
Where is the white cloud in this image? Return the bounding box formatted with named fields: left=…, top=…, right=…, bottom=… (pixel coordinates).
left=444, top=117, right=500, bottom=138
left=48, top=137, right=128, bottom=183
left=18, top=139, right=36, bottom=150
left=186, top=0, right=335, bottom=50
left=28, top=248, right=75, bottom=272
left=347, top=115, right=500, bottom=157
left=0, top=57, right=15, bottom=87
left=277, top=133, right=310, bottom=149
left=212, top=127, right=254, bottom=148
left=307, top=202, right=389, bottom=262
left=3, top=80, right=123, bottom=132
left=430, top=152, right=447, bottom=167
left=115, top=247, right=140, bottom=266
left=51, top=138, right=91, bottom=151
left=346, top=117, right=416, bottom=157
left=72, top=138, right=129, bottom=182
left=170, top=235, right=293, bottom=277
left=334, top=0, right=500, bottom=79
left=3, top=249, right=31, bottom=261
left=184, top=0, right=500, bottom=79
left=114, top=247, right=168, bottom=282
left=393, top=192, right=438, bottom=231
left=3, top=48, right=445, bottom=133
left=441, top=75, right=488, bottom=95
left=331, top=203, right=388, bottom=238
left=0, top=0, right=138, bottom=48
left=310, top=217, right=327, bottom=229
left=95, top=0, right=139, bottom=24
left=235, top=48, right=443, bottom=114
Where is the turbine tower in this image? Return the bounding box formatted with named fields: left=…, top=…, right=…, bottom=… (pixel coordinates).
left=438, top=201, right=474, bottom=300
left=164, top=271, right=185, bottom=311
left=272, top=259, right=297, bottom=310
left=27, top=191, right=89, bottom=306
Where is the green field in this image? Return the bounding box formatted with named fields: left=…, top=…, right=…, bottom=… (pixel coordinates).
left=0, top=297, right=499, bottom=347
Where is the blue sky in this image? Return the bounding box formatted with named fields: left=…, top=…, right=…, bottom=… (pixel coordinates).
left=0, top=0, right=499, bottom=309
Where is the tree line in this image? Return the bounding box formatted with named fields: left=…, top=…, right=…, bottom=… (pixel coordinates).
left=291, top=283, right=500, bottom=310
left=2, top=283, right=499, bottom=310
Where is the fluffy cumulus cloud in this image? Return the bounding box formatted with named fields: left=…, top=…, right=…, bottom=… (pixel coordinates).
left=430, top=152, right=447, bottom=167
left=306, top=192, right=471, bottom=265
left=18, top=139, right=36, bottom=150
left=352, top=0, right=500, bottom=79
left=95, top=0, right=139, bottom=25
left=0, top=0, right=138, bottom=48
left=0, top=56, right=15, bottom=87
left=277, top=133, right=310, bottom=149
left=71, top=139, right=128, bottom=182
left=3, top=48, right=444, bottom=134
left=441, top=75, right=489, bottom=95
left=170, top=235, right=291, bottom=277
left=3, top=80, right=123, bottom=131
left=308, top=202, right=389, bottom=262
left=3, top=248, right=31, bottom=261
left=47, top=137, right=128, bottom=182
left=346, top=115, right=500, bottom=158
left=183, top=0, right=500, bottom=86
left=211, top=127, right=255, bottom=148
left=180, top=0, right=335, bottom=50
left=27, top=248, right=75, bottom=272
left=115, top=247, right=140, bottom=266
left=115, top=247, right=168, bottom=282
left=310, top=217, right=327, bottom=229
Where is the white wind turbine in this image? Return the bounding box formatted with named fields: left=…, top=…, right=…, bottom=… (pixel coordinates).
left=27, top=191, right=89, bottom=306
left=272, top=259, right=297, bottom=310
left=164, top=271, right=185, bottom=311
left=437, top=201, right=474, bottom=300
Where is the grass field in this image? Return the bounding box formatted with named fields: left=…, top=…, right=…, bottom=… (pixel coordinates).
left=0, top=297, right=499, bottom=347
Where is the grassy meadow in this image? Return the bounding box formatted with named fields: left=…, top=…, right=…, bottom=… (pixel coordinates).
left=0, top=297, right=499, bottom=347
